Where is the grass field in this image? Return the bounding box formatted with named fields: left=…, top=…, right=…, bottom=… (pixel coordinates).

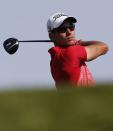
left=0, top=84, right=113, bottom=131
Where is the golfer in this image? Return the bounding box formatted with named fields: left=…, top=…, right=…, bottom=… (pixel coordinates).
left=47, top=12, right=109, bottom=88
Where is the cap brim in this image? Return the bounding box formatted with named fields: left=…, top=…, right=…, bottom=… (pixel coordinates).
left=64, top=17, right=77, bottom=23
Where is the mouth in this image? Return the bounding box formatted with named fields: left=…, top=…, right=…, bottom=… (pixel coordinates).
left=66, top=37, right=75, bottom=41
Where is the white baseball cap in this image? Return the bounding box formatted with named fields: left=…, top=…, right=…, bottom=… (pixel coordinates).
left=47, top=12, right=77, bottom=32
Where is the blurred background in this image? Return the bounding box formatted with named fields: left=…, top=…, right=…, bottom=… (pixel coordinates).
left=0, top=1, right=113, bottom=130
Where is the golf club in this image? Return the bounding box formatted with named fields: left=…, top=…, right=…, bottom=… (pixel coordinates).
left=3, top=37, right=52, bottom=54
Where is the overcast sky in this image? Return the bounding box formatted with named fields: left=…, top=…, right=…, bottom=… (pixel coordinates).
left=0, top=0, right=112, bottom=89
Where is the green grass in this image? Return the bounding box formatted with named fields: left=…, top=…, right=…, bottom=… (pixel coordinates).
left=0, top=84, right=113, bottom=131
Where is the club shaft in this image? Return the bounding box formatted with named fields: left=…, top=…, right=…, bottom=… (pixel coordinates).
left=19, top=40, right=52, bottom=42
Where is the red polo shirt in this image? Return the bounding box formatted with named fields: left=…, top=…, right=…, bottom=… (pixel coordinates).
left=48, top=44, right=95, bottom=87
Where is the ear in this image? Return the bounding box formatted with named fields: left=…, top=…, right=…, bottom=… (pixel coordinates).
left=49, top=33, right=55, bottom=42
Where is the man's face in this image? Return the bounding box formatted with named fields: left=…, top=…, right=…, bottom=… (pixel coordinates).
left=50, top=20, right=76, bottom=46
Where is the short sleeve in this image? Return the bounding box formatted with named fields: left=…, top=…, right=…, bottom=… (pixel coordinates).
left=74, top=45, right=87, bottom=61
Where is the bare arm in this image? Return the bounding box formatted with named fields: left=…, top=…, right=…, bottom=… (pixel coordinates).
left=79, top=41, right=109, bottom=61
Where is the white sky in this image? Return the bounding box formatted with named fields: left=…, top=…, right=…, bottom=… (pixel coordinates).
left=0, top=0, right=112, bottom=89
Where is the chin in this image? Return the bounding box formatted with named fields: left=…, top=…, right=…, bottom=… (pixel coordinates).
left=67, top=40, right=76, bottom=45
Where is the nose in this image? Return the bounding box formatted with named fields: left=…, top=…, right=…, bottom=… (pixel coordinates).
left=66, top=28, right=71, bottom=35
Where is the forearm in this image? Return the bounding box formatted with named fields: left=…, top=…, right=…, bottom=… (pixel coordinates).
left=79, top=40, right=109, bottom=61
left=79, top=40, right=107, bottom=46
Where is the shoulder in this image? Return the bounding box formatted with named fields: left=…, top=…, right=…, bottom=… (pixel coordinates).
left=48, top=46, right=61, bottom=53
left=64, top=45, right=86, bottom=56
left=67, top=45, right=86, bottom=52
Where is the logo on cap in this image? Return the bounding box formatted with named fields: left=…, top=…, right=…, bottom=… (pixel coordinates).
left=53, top=13, right=68, bottom=22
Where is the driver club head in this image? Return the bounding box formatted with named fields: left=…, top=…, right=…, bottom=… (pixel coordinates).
left=3, top=38, right=19, bottom=54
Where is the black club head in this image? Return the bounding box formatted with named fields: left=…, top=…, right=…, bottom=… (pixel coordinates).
left=3, top=38, right=19, bottom=54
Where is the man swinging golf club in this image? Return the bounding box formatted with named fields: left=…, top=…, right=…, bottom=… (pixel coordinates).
left=47, top=12, right=109, bottom=88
